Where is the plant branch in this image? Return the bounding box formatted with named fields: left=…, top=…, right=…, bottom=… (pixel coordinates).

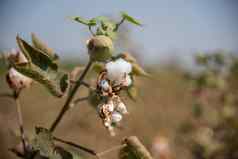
left=13, top=91, right=27, bottom=155
left=53, top=136, right=97, bottom=156
left=54, top=136, right=126, bottom=158
left=97, top=144, right=126, bottom=157
left=114, top=17, right=125, bottom=31
left=89, top=26, right=95, bottom=36
left=73, top=96, right=89, bottom=105
left=49, top=60, right=93, bottom=132
left=81, top=81, right=91, bottom=89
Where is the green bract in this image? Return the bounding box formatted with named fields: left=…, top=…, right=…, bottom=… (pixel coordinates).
left=87, top=35, right=114, bottom=61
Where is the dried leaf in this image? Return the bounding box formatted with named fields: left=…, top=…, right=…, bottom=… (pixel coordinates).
left=14, top=36, right=69, bottom=97
left=132, top=63, right=149, bottom=77
left=31, top=33, right=59, bottom=61
left=17, top=36, right=57, bottom=71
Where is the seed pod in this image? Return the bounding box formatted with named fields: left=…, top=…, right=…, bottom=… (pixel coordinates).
left=87, top=35, right=114, bottom=61
left=6, top=68, right=32, bottom=91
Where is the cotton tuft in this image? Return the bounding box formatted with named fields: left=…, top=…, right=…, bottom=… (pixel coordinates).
left=105, top=58, right=132, bottom=84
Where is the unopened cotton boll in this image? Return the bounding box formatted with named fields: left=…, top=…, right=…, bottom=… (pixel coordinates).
left=6, top=68, right=32, bottom=91
left=106, top=58, right=132, bottom=83
left=111, top=112, right=123, bottom=123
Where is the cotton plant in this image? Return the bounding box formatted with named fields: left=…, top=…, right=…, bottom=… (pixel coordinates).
left=178, top=52, right=238, bottom=159
left=95, top=58, right=132, bottom=135
left=0, top=12, right=152, bottom=159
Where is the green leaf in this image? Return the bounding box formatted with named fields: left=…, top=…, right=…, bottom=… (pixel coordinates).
left=121, top=12, right=142, bottom=26
left=71, top=16, right=96, bottom=26
left=31, top=127, right=61, bottom=159
left=31, top=33, right=59, bottom=61
left=15, top=36, right=69, bottom=97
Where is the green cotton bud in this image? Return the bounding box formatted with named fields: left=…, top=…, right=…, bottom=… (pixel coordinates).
left=86, top=35, right=114, bottom=61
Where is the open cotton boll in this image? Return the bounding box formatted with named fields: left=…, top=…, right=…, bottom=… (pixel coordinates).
left=123, top=75, right=132, bottom=87
left=6, top=68, right=32, bottom=91
left=116, top=102, right=128, bottom=114
left=99, top=79, right=110, bottom=91
left=111, top=112, right=123, bottom=123
left=106, top=58, right=132, bottom=83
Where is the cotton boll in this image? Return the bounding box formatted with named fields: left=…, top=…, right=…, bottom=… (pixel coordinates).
left=116, top=102, right=128, bottom=114
left=123, top=75, right=132, bottom=87
left=104, top=121, right=111, bottom=127
left=99, top=79, right=110, bottom=91
left=106, top=58, right=132, bottom=83
left=87, top=35, right=114, bottom=61
left=6, top=68, right=32, bottom=91
left=111, top=112, right=123, bottom=123
left=115, top=58, right=132, bottom=74
left=107, top=100, right=114, bottom=112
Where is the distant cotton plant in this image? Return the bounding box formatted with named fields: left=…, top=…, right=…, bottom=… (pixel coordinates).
left=178, top=52, right=238, bottom=159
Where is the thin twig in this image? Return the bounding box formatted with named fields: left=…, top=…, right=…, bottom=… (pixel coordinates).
left=14, top=91, right=27, bottom=154
left=49, top=60, right=93, bottom=132
left=71, top=80, right=93, bottom=89
left=54, top=136, right=126, bottom=158
left=89, top=26, right=95, bottom=36
left=73, top=97, right=89, bottom=105
left=97, top=144, right=127, bottom=157
left=69, top=96, right=89, bottom=108
left=81, top=81, right=91, bottom=89
left=53, top=136, right=97, bottom=156
left=114, top=17, right=125, bottom=31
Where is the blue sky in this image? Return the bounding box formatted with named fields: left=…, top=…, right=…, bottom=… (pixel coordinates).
left=0, top=0, right=238, bottom=64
